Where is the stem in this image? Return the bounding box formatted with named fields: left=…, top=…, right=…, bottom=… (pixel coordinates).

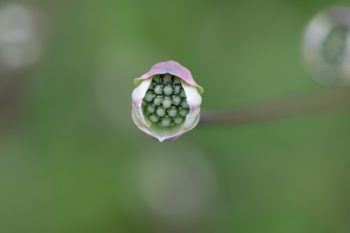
left=199, top=87, right=350, bottom=126
left=0, top=70, right=24, bottom=131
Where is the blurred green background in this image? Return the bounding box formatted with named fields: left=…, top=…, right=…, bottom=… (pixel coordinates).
left=0, top=0, right=350, bottom=233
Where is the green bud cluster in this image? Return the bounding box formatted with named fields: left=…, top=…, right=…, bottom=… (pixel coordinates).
left=142, top=74, right=189, bottom=128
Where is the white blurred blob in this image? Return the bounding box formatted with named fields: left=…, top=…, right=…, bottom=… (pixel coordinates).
left=0, top=3, right=46, bottom=70
left=95, top=41, right=166, bottom=134
left=136, top=145, right=218, bottom=231
left=303, top=5, right=350, bottom=85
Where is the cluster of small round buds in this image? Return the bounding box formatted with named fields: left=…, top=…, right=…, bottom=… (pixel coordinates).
left=180, top=90, right=186, bottom=98
left=160, top=117, right=171, bottom=127
left=153, top=75, right=162, bottom=83
left=146, top=104, right=155, bottom=114
left=173, top=85, right=181, bottom=94
left=179, top=108, right=188, bottom=117
left=172, top=95, right=181, bottom=105
left=153, top=96, right=163, bottom=105
left=163, top=85, right=173, bottom=96
left=149, top=114, right=159, bottom=123
left=148, top=82, right=155, bottom=90
left=168, top=107, right=178, bottom=117
left=163, top=74, right=173, bottom=84
left=181, top=101, right=189, bottom=108
left=144, top=92, right=153, bottom=102
left=156, top=107, right=166, bottom=117
left=174, top=116, right=183, bottom=124
left=154, top=85, right=163, bottom=95
left=173, top=78, right=181, bottom=84
left=141, top=73, right=190, bottom=128
left=162, top=96, right=172, bottom=108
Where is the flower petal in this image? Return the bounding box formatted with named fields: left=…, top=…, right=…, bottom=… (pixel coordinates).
left=131, top=79, right=152, bottom=128
left=181, top=81, right=202, bottom=109
left=131, top=107, right=154, bottom=137
left=132, top=79, right=152, bottom=105
left=183, top=107, right=200, bottom=130
left=135, top=61, right=204, bottom=94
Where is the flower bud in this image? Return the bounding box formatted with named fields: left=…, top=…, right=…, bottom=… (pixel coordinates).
left=303, top=5, right=350, bottom=85
left=131, top=61, right=203, bottom=142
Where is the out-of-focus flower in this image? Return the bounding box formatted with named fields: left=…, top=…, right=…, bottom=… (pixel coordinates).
left=303, top=5, right=350, bottom=85
left=0, top=3, right=47, bottom=70
left=136, top=146, right=218, bottom=229
left=131, top=61, right=203, bottom=142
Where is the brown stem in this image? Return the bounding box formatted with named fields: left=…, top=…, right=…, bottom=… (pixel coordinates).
left=0, top=70, right=25, bottom=132
left=199, top=87, right=350, bottom=126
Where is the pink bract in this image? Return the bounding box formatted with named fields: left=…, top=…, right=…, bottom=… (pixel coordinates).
left=134, top=60, right=204, bottom=94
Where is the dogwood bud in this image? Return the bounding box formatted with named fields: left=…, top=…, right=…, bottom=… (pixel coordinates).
left=132, top=61, right=203, bottom=142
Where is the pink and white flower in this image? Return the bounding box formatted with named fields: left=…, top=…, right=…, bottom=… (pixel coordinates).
left=131, top=61, right=203, bottom=142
